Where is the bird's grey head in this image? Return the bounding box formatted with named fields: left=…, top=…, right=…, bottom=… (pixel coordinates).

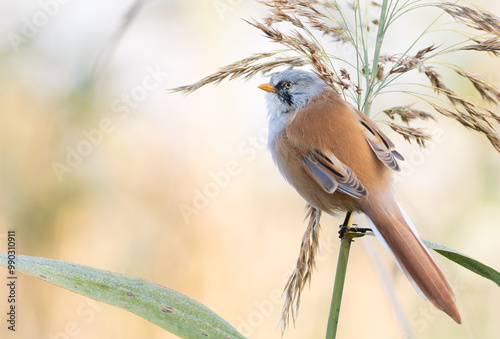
left=259, top=69, right=327, bottom=118
left=259, top=69, right=328, bottom=152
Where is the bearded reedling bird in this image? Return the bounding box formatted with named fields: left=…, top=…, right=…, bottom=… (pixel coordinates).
left=258, top=69, right=461, bottom=323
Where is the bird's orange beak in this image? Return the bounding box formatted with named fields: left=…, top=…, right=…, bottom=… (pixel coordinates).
left=258, top=83, right=276, bottom=92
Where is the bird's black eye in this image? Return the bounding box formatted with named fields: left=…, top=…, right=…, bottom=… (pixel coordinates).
left=284, top=81, right=293, bottom=89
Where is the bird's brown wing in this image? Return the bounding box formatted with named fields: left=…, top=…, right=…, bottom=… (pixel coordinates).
left=353, top=109, right=404, bottom=171
left=285, top=90, right=370, bottom=199
left=301, top=150, right=367, bottom=198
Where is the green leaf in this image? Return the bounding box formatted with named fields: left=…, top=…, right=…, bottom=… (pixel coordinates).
left=422, top=239, right=500, bottom=287
left=0, top=254, right=245, bottom=339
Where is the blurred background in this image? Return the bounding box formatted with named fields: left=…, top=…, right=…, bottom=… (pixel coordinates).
left=0, top=0, right=499, bottom=338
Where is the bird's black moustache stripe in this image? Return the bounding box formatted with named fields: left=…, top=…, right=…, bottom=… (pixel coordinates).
left=278, top=91, right=293, bottom=107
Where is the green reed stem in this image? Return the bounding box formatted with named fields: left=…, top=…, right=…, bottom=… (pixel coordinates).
left=363, top=0, right=389, bottom=116
left=325, top=212, right=354, bottom=339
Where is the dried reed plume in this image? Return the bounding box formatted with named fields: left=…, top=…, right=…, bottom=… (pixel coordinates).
left=170, top=0, right=500, bottom=331
left=282, top=205, right=321, bottom=330
left=383, top=104, right=435, bottom=124
left=438, top=2, right=500, bottom=36
left=389, top=123, right=432, bottom=147
left=454, top=68, right=500, bottom=104
left=169, top=52, right=306, bottom=94
left=423, top=66, right=456, bottom=102
left=439, top=2, right=500, bottom=56
left=386, top=45, right=437, bottom=74
left=461, top=38, right=500, bottom=56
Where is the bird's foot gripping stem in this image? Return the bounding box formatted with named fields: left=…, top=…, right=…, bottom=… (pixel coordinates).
left=338, top=211, right=372, bottom=239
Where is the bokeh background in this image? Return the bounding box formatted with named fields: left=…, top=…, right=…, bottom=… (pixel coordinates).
left=1, top=1, right=500, bottom=338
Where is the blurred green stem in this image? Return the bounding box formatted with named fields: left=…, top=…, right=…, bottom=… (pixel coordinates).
left=325, top=212, right=354, bottom=339
left=363, top=0, right=389, bottom=116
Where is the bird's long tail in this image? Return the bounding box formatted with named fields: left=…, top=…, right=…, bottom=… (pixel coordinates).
left=361, top=192, right=461, bottom=324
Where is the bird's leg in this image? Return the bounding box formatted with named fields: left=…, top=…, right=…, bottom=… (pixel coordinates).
left=338, top=211, right=372, bottom=238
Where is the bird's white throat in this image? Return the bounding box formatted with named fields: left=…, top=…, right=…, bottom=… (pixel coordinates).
left=265, top=94, right=290, bottom=152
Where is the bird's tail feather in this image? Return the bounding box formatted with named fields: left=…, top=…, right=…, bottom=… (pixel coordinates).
left=362, top=196, right=461, bottom=324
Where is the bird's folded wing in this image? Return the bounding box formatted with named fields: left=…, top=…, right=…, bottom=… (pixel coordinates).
left=354, top=109, right=404, bottom=171
left=301, top=150, right=368, bottom=198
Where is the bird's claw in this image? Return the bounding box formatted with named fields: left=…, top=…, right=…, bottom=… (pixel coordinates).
left=338, top=224, right=372, bottom=239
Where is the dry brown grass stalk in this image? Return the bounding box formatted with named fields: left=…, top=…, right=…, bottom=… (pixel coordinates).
left=438, top=89, right=500, bottom=125
left=387, top=45, right=437, bottom=74
left=439, top=2, right=500, bottom=56
left=432, top=103, right=500, bottom=152
left=460, top=37, right=500, bottom=56
left=454, top=68, right=500, bottom=104
left=383, top=104, right=435, bottom=124
left=259, top=0, right=345, bottom=41
left=169, top=52, right=306, bottom=94
left=281, top=205, right=321, bottom=330
left=420, top=71, right=500, bottom=151
left=423, top=66, right=459, bottom=104
left=438, top=2, right=500, bottom=36
left=246, top=19, right=344, bottom=90
left=389, top=123, right=432, bottom=147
